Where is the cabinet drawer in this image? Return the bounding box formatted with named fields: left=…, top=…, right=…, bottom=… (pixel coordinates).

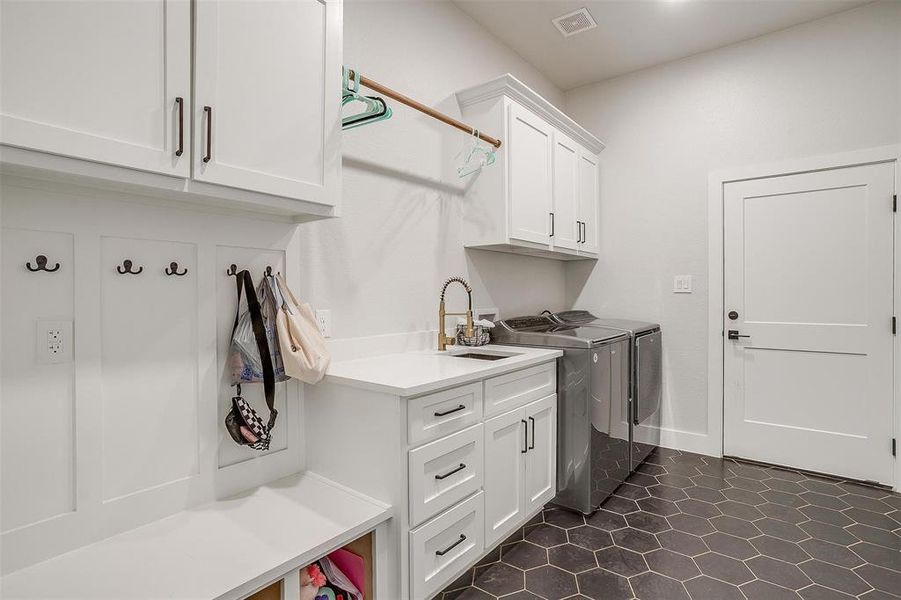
left=484, top=362, right=556, bottom=417
left=410, top=492, right=484, bottom=600
left=409, top=424, right=484, bottom=527
left=407, top=382, right=483, bottom=445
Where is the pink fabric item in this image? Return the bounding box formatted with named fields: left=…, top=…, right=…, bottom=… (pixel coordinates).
left=327, top=549, right=366, bottom=598
left=239, top=425, right=258, bottom=443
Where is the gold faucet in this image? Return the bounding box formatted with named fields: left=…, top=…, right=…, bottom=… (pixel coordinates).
left=438, top=276, right=474, bottom=351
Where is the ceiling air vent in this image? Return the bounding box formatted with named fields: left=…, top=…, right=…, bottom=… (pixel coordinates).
left=552, top=7, right=597, bottom=38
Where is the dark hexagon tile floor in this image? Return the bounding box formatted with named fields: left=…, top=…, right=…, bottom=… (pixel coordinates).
left=438, top=449, right=901, bottom=600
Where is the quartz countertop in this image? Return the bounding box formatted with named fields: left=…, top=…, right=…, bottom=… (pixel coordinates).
left=0, top=472, right=390, bottom=600
left=321, top=344, right=562, bottom=397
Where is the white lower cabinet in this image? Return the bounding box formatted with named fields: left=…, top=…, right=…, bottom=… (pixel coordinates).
left=304, top=358, right=559, bottom=600
left=484, top=394, right=557, bottom=548
left=410, top=491, right=485, bottom=600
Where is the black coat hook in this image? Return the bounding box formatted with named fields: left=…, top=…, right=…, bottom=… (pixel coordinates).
left=165, top=262, right=188, bottom=276
left=226, top=264, right=239, bottom=276
left=26, top=254, right=60, bottom=273
left=264, top=265, right=274, bottom=277
left=116, top=259, right=143, bottom=275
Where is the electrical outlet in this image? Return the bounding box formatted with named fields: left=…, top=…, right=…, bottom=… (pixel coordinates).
left=673, top=275, right=693, bottom=294
left=315, top=309, right=332, bottom=338
left=36, top=320, right=73, bottom=364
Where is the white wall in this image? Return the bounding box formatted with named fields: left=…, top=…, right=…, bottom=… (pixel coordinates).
left=0, top=177, right=305, bottom=573
left=296, top=0, right=568, bottom=339
left=564, top=1, right=901, bottom=454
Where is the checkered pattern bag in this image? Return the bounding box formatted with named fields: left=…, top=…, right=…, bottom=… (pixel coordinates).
left=223, top=270, right=277, bottom=452
left=225, top=394, right=272, bottom=451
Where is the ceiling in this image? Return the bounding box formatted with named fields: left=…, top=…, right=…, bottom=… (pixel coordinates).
left=453, top=0, right=872, bottom=90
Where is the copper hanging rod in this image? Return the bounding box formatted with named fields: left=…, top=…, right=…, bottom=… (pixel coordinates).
left=347, top=69, right=502, bottom=149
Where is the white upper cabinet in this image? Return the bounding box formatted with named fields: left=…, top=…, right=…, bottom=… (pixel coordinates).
left=578, top=148, right=600, bottom=256
left=552, top=132, right=580, bottom=251
left=508, top=103, right=554, bottom=246
left=193, top=0, right=341, bottom=205
left=457, top=74, right=605, bottom=261
left=0, top=0, right=191, bottom=177
left=0, top=0, right=341, bottom=219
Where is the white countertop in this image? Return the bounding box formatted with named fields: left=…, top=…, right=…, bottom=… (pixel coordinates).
left=323, top=344, right=562, bottom=396
left=1, top=472, right=391, bottom=600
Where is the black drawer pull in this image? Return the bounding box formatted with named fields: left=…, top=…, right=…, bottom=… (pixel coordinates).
left=528, top=416, right=535, bottom=450
left=436, top=534, right=466, bottom=556
left=435, top=463, right=466, bottom=480
left=203, top=106, right=212, bottom=163
left=521, top=419, right=528, bottom=453
left=434, top=404, right=466, bottom=417
left=175, top=97, right=184, bottom=157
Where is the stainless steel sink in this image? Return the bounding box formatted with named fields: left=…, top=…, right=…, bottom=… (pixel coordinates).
left=446, top=351, right=517, bottom=361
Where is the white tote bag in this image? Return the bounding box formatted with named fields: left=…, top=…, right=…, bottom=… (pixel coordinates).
left=274, top=274, right=331, bottom=384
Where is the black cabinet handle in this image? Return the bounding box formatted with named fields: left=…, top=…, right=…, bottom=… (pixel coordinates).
left=436, top=534, right=466, bottom=556
left=576, top=221, right=582, bottom=243
left=521, top=419, right=528, bottom=453
left=549, top=212, right=555, bottom=237
left=582, top=221, right=587, bottom=244
left=203, top=106, right=212, bottom=163
left=528, top=416, right=535, bottom=450
left=175, top=97, right=184, bottom=157
left=435, top=463, right=466, bottom=480
left=434, top=404, right=465, bottom=417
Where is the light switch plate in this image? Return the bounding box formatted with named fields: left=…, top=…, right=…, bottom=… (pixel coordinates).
left=673, top=275, right=693, bottom=294
left=36, top=320, right=73, bottom=364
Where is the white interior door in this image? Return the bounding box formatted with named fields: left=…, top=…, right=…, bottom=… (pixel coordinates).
left=507, top=103, right=553, bottom=246
left=524, top=394, right=556, bottom=514
left=0, top=0, right=190, bottom=176
left=193, top=0, right=341, bottom=204
left=723, top=162, right=895, bottom=485
left=552, top=132, right=579, bottom=251
left=483, top=408, right=526, bottom=548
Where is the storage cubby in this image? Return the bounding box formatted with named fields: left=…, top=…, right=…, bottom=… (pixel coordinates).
left=246, top=532, right=374, bottom=600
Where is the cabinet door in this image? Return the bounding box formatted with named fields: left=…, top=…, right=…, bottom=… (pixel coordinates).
left=524, top=394, right=556, bottom=515
left=507, top=103, right=553, bottom=246
left=483, top=408, right=527, bottom=548
left=578, top=149, right=600, bottom=255
left=0, top=0, right=190, bottom=176
left=551, top=132, right=579, bottom=251
left=194, top=0, right=341, bottom=204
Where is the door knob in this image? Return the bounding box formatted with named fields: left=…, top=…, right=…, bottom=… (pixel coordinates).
left=728, top=330, right=750, bottom=340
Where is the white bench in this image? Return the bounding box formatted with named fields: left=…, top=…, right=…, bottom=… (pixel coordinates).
left=1, top=472, right=391, bottom=600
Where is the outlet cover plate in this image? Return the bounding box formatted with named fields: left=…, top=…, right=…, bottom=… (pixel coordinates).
left=315, top=309, right=332, bottom=338
left=36, top=320, right=73, bottom=364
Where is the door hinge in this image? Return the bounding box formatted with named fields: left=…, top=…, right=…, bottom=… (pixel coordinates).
left=893, top=438, right=897, bottom=457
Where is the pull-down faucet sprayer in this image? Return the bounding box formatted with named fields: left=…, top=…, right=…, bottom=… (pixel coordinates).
left=438, top=276, right=474, bottom=351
